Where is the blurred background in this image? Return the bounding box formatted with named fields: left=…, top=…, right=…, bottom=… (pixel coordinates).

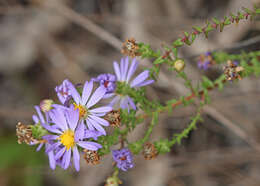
left=1, top=0, right=260, bottom=186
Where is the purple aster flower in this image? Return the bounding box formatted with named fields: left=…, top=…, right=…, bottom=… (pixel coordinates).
left=198, top=60, right=211, bottom=70
left=68, top=80, right=112, bottom=135
left=197, top=52, right=215, bottom=70
left=92, top=73, right=117, bottom=97
left=110, top=57, right=154, bottom=111
left=112, top=148, right=134, bottom=171
left=44, top=108, right=102, bottom=171
left=55, top=79, right=73, bottom=105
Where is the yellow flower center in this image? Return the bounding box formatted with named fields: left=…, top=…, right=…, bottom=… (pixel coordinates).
left=73, top=103, right=87, bottom=118
left=59, top=130, right=75, bottom=150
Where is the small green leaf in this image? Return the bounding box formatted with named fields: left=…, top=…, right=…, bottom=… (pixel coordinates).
left=173, top=39, right=184, bottom=47
left=172, top=47, right=178, bottom=58
left=192, top=26, right=203, bottom=33
left=212, top=18, right=220, bottom=24
left=153, top=56, right=165, bottom=64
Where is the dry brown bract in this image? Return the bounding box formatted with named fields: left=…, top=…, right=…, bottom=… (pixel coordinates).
left=121, top=38, right=140, bottom=58
left=143, top=142, right=158, bottom=160
left=83, top=149, right=101, bottom=165
left=16, top=122, right=35, bottom=145
left=223, top=60, right=244, bottom=81
left=104, top=110, right=121, bottom=127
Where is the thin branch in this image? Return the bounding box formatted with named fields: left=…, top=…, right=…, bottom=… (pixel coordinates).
left=38, top=1, right=122, bottom=50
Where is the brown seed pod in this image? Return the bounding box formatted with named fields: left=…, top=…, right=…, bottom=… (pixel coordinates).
left=16, top=122, right=35, bottom=145
left=121, top=38, right=140, bottom=58
left=83, top=149, right=101, bottom=165
left=223, top=60, right=244, bottom=81
left=143, top=143, right=158, bottom=160
left=104, top=110, right=121, bottom=127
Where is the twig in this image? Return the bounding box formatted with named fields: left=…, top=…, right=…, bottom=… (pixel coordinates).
left=37, top=1, right=122, bottom=50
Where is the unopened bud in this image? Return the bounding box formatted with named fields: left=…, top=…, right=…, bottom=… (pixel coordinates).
left=40, top=99, right=54, bottom=112
left=105, top=175, right=122, bottom=186
left=174, top=59, right=185, bottom=72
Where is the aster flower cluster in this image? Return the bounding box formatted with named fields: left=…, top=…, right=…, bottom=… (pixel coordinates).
left=16, top=56, right=154, bottom=173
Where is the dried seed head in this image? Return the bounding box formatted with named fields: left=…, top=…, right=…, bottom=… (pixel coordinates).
left=83, top=149, right=100, bottom=165
left=104, top=110, right=121, bottom=127
left=223, top=60, right=244, bottom=81
left=143, top=143, right=158, bottom=160
left=121, top=38, right=140, bottom=58
left=16, top=122, right=35, bottom=145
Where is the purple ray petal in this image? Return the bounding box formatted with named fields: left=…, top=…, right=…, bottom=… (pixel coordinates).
left=127, top=96, right=136, bottom=110
left=89, top=115, right=109, bottom=126
left=86, top=86, right=106, bottom=108
left=77, top=141, right=101, bottom=151
left=55, top=146, right=66, bottom=160
left=41, top=123, right=62, bottom=134
left=87, top=117, right=106, bottom=135
left=49, top=109, right=68, bottom=131
left=109, top=95, right=120, bottom=107
left=86, top=118, right=95, bottom=130
left=46, top=142, right=61, bottom=153
left=48, top=151, right=56, bottom=170
left=120, top=97, right=129, bottom=110
left=103, top=93, right=115, bottom=99
left=121, top=57, right=129, bottom=81
left=65, top=109, right=79, bottom=131
left=63, top=148, right=71, bottom=169
left=134, top=79, right=154, bottom=87
left=42, top=135, right=59, bottom=141
left=35, top=106, right=45, bottom=124
left=36, top=143, right=44, bottom=152
left=52, top=104, right=69, bottom=110
left=73, top=146, right=80, bottom=171
left=82, top=81, right=93, bottom=105
left=45, top=112, right=51, bottom=123
left=130, top=70, right=149, bottom=87
left=68, top=83, right=81, bottom=105
left=120, top=58, right=125, bottom=81
left=84, top=130, right=103, bottom=140
left=126, top=58, right=138, bottom=82
left=89, top=106, right=112, bottom=113
left=32, top=115, right=39, bottom=124
left=75, top=121, right=85, bottom=142
left=113, top=62, right=121, bottom=81
left=92, top=112, right=106, bottom=117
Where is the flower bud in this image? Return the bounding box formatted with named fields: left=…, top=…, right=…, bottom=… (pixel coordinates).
left=174, top=59, right=185, bottom=72
left=40, top=99, right=54, bottom=112
left=105, top=176, right=122, bottom=186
